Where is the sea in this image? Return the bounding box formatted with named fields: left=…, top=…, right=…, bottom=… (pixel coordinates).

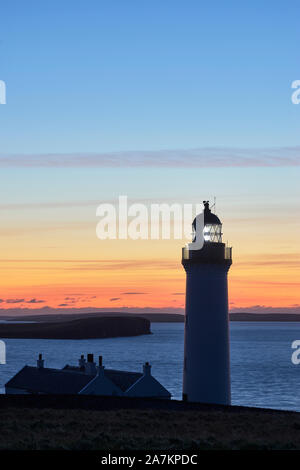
left=1, top=321, right=300, bottom=412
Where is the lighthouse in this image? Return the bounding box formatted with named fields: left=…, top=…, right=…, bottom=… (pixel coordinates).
left=182, top=201, right=232, bottom=404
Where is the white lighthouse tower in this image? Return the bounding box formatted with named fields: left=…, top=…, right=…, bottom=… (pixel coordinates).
left=182, top=201, right=232, bottom=405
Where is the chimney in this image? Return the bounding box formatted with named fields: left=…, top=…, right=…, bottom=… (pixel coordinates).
left=143, top=361, right=151, bottom=376
left=78, top=354, right=86, bottom=369
left=87, top=353, right=94, bottom=363
left=37, top=353, right=44, bottom=369
left=97, top=355, right=105, bottom=376
left=85, top=353, right=96, bottom=375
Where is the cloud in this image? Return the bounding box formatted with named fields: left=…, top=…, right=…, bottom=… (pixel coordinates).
left=5, top=298, right=24, bottom=304
left=0, top=197, right=171, bottom=211
left=0, top=299, right=3, bottom=303
left=230, top=305, right=300, bottom=314
left=109, top=297, right=121, bottom=302
left=236, top=260, right=300, bottom=268
left=2, top=305, right=300, bottom=316
left=64, top=259, right=178, bottom=271
left=58, top=303, right=69, bottom=307
left=120, top=292, right=148, bottom=295
left=0, top=222, right=89, bottom=237
left=26, top=298, right=45, bottom=304
left=234, top=253, right=300, bottom=270
left=172, top=293, right=184, bottom=295
left=0, top=306, right=185, bottom=315
left=0, top=200, right=99, bottom=210
left=1, top=147, right=300, bottom=168
left=0, top=259, right=178, bottom=274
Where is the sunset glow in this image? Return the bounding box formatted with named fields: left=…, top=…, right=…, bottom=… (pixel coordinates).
left=1, top=165, right=299, bottom=314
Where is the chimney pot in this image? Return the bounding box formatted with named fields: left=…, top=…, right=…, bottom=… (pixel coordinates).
left=37, top=353, right=44, bottom=369
left=143, top=362, right=151, bottom=376
left=79, top=354, right=86, bottom=369
left=85, top=354, right=96, bottom=375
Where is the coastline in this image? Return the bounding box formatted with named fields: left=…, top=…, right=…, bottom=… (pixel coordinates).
left=2, top=311, right=300, bottom=324
left=0, top=316, right=151, bottom=339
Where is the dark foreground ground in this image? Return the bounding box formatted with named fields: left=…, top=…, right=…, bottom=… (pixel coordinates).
left=1, top=395, right=300, bottom=450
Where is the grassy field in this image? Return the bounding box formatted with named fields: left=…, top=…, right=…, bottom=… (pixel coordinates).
left=1, top=402, right=300, bottom=450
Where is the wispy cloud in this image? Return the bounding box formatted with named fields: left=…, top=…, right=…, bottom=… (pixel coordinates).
left=2, top=305, right=300, bottom=315
left=64, top=297, right=78, bottom=302
left=0, top=222, right=91, bottom=237
left=120, top=292, right=148, bottom=295
left=0, top=200, right=99, bottom=210
left=26, top=298, right=45, bottom=304
left=0, top=306, right=185, bottom=316
left=231, top=305, right=300, bottom=314
left=235, top=253, right=300, bottom=269
left=110, top=297, right=121, bottom=302
left=65, top=259, right=178, bottom=271
left=1, top=147, right=300, bottom=168
left=3, top=298, right=45, bottom=304
left=0, top=259, right=179, bottom=273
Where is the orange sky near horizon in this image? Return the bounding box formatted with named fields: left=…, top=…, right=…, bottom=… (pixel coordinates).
left=1, top=236, right=299, bottom=312
left=1, top=165, right=299, bottom=313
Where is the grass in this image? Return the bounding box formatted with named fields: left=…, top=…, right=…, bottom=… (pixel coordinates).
left=1, top=406, right=300, bottom=450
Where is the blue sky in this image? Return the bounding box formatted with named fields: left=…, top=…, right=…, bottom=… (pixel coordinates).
left=0, top=0, right=299, bottom=153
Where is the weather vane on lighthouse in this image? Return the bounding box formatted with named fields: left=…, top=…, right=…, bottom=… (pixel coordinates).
left=182, top=200, right=232, bottom=405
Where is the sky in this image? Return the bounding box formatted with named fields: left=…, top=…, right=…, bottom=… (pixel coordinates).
left=0, top=1, right=300, bottom=314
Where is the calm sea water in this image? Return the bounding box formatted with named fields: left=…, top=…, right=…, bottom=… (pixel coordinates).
left=1, top=322, right=300, bottom=411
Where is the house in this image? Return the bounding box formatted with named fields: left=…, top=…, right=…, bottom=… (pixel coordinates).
left=5, top=353, right=171, bottom=399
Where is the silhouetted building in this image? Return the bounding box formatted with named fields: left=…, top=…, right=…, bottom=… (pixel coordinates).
left=5, top=353, right=171, bottom=399
left=182, top=201, right=232, bottom=404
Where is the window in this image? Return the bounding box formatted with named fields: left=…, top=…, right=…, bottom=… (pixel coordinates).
left=203, top=224, right=222, bottom=243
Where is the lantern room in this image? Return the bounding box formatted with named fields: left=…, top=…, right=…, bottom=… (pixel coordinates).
left=192, top=200, right=223, bottom=243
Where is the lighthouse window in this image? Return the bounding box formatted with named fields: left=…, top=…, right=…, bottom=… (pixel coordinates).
left=203, top=224, right=222, bottom=243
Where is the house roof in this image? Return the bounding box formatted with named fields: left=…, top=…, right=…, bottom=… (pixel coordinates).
left=5, top=366, right=94, bottom=394
left=127, top=374, right=171, bottom=398
left=63, top=364, right=142, bottom=392
left=104, top=369, right=142, bottom=392
left=6, top=364, right=144, bottom=394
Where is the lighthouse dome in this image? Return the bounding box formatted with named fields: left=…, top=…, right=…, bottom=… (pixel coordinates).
left=192, top=201, right=222, bottom=243
left=192, top=201, right=221, bottom=228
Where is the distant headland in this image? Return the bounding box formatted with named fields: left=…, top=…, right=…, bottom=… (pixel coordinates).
left=1, top=311, right=300, bottom=329
left=0, top=316, right=151, bottom=340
